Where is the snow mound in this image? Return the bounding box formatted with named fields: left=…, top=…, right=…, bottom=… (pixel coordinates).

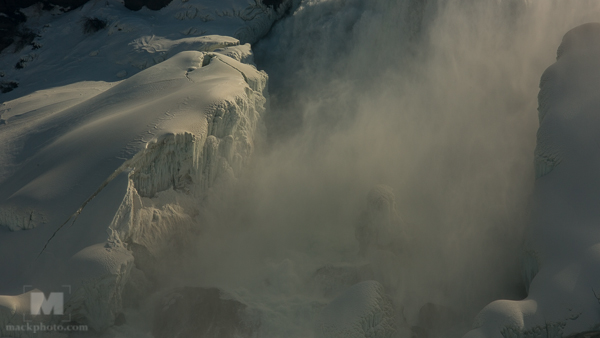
left=465, top=22, right=600, bottom=338
left=315, top=280, right=398, bottom=338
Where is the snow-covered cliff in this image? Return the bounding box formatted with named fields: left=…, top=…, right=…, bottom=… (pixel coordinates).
left=0, top=37, right=268, bottom=334
left=465, top=22, right=600, bottom=338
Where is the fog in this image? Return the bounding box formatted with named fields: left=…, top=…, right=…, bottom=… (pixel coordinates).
left=160, top=0, right=600, bottom=336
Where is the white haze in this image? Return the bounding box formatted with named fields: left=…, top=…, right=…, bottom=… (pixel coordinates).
left=156, top=0, right=600, bottom=336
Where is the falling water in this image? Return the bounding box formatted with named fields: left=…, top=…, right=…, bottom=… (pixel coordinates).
left=163, top=1, right=600, bottom=336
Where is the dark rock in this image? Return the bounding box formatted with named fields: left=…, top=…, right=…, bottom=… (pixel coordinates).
left=114, top=312, right=126, bottom=326
left=0, top=0, right=37, bottom=14
left=82, top=16, right=107, bottom=34
left=557, top=22, right=600, bottom=60
left=12, top=28, right=37, bottom=52
left=567, top=331, right=600, bottom=338
left=153, top=287, right=259, bottom=338
left=127, top=241, right=158, bottom=280
left=48, top=0, right=90, bottom=10
left=418, top=303, right=453, bottom=329
left=355, top=185, right=405, bottom=257
left=0, top=81, right=18, bottom=93
left=122, top=266, right=154, bottom=308
left=0, top=15, right=22, bottom=53
left=310, top=263, right=373, bottom=297
left=261, top=0, right=283, bottom=10
left=0, top=0, right=88, bottom=54
left=411, top=325, right=429, bottom=338
left=123, top=0, right=173, bottom=11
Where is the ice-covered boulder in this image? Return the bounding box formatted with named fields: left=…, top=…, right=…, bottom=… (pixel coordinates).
left=355, top=185, right=405, bottom=257
left=315, top=280, right=399, bottom=338
left=310, top=263, right=374, bottom=297
left=152, top=287, right=260, bottom=338
left=465, top=22, right=600, bottom=338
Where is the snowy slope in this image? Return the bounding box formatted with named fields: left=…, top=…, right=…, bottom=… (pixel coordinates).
left=0, top=0, right=289, bottom=334
left=464, top=23, right=600, bottom=338
left=0, top=0, right=293, bottom=100
left=0, top=38, right=268, bottom=333
left=5, top=1, right=600, bottom=337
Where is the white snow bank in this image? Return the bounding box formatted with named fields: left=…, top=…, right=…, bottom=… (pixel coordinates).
left=465, top=22, right=600, bottom=338
left=0, top=0, right=292, bottom=101
left=0, top=291, right=40, bottom=338
left=0, top=39, right=268, bottom=331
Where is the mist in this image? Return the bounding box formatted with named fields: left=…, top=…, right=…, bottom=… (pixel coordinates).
left=155, top=0, right=600, bottom=336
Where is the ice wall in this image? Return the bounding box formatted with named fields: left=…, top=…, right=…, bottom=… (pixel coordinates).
left=465, top=23, right=600, bottom=338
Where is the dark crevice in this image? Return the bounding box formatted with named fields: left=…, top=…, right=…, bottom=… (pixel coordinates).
left=261, top=0, right=284, bottom=10
left=123, top=0, right=173, bottom=11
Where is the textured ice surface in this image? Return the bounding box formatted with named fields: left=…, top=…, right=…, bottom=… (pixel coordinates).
left=315, top=281, right=398, bottom=338
left=465, top=22, right=600, bottom=338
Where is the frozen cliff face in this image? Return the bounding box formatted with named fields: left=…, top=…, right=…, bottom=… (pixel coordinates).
left=0, top=37, right=268, bottom=332
left=0, top=0, right=274, bottom=333
left=465, top=22, right=600, bottom=338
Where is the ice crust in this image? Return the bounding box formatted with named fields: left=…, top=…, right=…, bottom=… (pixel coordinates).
left=465, top=23, right=600, bottom=338
left=0, top=206, right=46, bottom=231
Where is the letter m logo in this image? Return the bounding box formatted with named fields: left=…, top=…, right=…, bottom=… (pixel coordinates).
left=30, top=292, right=64, bottom=315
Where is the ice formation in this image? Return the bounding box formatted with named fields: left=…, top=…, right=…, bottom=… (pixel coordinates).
left=0, top=0, right=284, bottom=335
left=315, top=281, right=399, bottom=338
left=355, top=185, right=405, bottom=257
left=4, top=0, right=600, bottom=337
left=0, top=36, right=268, bottom=334
left=465, top=22, right=600, bottom=338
